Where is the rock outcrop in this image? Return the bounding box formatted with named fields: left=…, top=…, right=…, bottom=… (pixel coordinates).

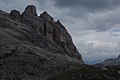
left=10, top=10, right=20, bottom=19
left=20, top=5, right=83, bottom=62
left=40, top=11, right=54, bottom=21
left=23, top=5, right=38, bottom=16
left=0, top=5, right=83, bottom=80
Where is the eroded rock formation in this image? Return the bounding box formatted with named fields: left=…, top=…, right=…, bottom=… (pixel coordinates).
left=0, top=5, right=83, bottom=80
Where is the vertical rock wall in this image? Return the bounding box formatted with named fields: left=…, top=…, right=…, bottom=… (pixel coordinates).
left=10, top=5, right=84, bottom=63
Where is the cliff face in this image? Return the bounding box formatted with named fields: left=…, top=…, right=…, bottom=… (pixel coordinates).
left=20, top=5, right=83, bottom=62
left=0, top=5, right=83, bottom=80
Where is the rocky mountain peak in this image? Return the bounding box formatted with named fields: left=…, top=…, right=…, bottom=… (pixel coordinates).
left=23, top=5, right=37, bottom=16
left=10, top=10, right=20, bottom=19
left=40, top=11, right=54, bottom=21
left=0, top=5, right=85, bottom=80
left=8, top=5, right=84, bottom=63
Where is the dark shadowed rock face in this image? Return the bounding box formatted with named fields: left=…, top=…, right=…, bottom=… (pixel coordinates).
left=23, top=5, right=38, bottom=16
left=20, top=5, right=83, bottom=62
left=0, top=5, right=83, bottom=80
left=10, top=10, right=20, bottom=19
left=40, top=11, right=54, bottom=21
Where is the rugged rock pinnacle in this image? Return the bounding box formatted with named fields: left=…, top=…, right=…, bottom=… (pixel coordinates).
left=40, top=11, right=54, bottom=21
left=0, top=5, right=84, bottom=80
left=10, top=10, right=20, bottom=19
left=23, top=5, right=38, bottom=16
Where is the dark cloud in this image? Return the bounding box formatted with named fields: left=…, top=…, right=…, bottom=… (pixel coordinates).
left=53, top=0, right=120, bottom=32
left=73, top=30, right=120, bottom=64
left=54, top=0, right=120, bottom=11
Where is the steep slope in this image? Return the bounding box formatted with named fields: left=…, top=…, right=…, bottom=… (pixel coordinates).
left=0, top=5, right=83, bottom=80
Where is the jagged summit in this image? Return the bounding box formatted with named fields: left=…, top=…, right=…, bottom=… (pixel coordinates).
left=1, top=5, right=84, bottom=63
left=10, top=10, right=20, bottom=19
left=23, top=5, right=38, bottom=16
left=0, top=5, right=84, bottom=80
left=40, top=11, right=54, bottom=21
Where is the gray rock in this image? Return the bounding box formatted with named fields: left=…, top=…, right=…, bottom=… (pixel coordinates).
left=0, top=5, right=84, bottom=80
left=40, top=11, right=54, bottom=22
left=20, top=5, right=84, bottom=62
left=10, top=10, right=20, bottom=19
left=23, top=5, right=38, bottom=16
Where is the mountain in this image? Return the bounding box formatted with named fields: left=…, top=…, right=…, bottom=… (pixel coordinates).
left=0, top=5, right=83, bottom=80
left=95, top=55, right=120, bottom=66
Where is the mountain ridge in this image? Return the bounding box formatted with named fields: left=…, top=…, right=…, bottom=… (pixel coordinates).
left=95, top=54, right=120, bottom=67
left=0, top=5, right=83, bottom=80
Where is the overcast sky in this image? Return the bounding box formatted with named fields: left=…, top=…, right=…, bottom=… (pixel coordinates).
left=0, top=0, right=120, bottom=64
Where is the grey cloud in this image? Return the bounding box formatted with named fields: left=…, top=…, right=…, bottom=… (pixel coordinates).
left=59, top=7, right=120, bottom=32
left=0, top=0, right=41, bottom=13
left=88, top=8, right=120, bottom=31
left=53, top=0, right=120, bottom=31
left=54, top=0, right=119, bottom=11
left=74, top=30, right=120, bottom=64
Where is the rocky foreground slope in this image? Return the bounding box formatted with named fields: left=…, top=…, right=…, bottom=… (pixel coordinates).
left=0, top=5, right=84, bottom=80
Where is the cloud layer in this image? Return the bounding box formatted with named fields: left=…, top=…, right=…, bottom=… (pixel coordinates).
left=0, top=0, right=120, bottom=64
